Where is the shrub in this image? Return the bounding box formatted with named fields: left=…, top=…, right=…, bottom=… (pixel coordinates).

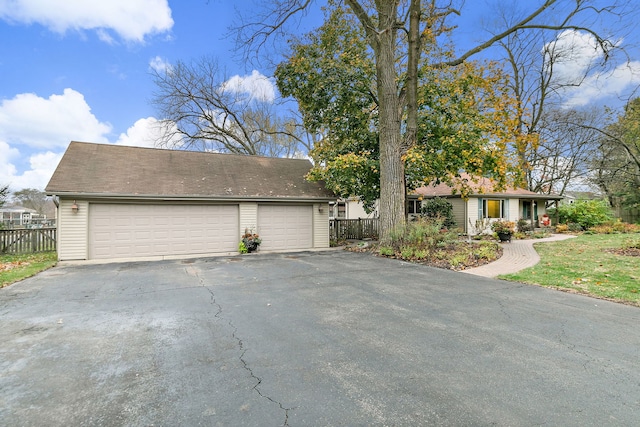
left=421, top=197, right=456, bottom=228
left=387, top=218, right=458, bottom=252
left=533, top=230, right=552, bottom=239
left=589, top=219, right=640, bottom=234
left=401, top=247, right=415, bottom=259
left=472, top=241, right=499, bottom=260
left=568, top=222, right=584, bottom=232
left=517, top=218, right=533, bottom=232
left=555, top=199, right=613, bottom=229
left=379, top=246, right=394, bottom=256
left=414, top=249, right=429, bottom=259
left=555, top=224, right=569, bottom=233
left=491, top=220, right=515, bottom=234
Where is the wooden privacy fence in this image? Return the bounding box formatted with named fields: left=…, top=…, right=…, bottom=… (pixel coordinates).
left=330, top=218, right=379, bottom=241
left=0, top=227, right=57, bottom=254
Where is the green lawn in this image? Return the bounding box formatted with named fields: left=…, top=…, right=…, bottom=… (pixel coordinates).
left=0, top=252, right=57, bottom=288
left=501, top=234, right=640, bottom=306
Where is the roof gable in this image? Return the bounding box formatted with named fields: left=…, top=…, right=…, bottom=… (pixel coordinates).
left=46, top=142, right=334, bottom=200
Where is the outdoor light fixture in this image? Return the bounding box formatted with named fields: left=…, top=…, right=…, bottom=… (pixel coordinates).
left=71, top=200, right=79, bottom=214
left=318, top=205, right=325, bottom=213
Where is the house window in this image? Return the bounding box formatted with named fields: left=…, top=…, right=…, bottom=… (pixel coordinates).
left=482, top=199, right=505, bottom=218
left=407, top=199, right=422, bottom=215
left=330, top=201, right=347, bottom=219
left=522, top=201, right=538, bottom=220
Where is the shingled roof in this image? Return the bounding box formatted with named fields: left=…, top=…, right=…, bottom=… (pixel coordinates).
left=413, top=174, right=562, bottom=200
left=46, top=141, right=335, bottom=201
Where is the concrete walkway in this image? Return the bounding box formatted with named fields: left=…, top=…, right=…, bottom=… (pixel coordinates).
left=462, top=234, right=576, bottom=278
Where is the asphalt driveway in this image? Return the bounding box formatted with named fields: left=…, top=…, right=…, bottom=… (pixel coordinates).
left=1, top=251, right=639, bottom=426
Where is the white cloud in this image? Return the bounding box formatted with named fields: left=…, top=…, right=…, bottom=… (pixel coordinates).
left=543, top=30, right=640, bottom=107
left=149, top=56, right=172, bottom=74
left=0, top=0, right=173, bottom=43
left=0, top=88, right=112, bottom=149
left=115, top=117, right=180, bottom=148
left=223, top=70, right=276, bottom=103
left=0, top=88, right=113, bottom=191
left=562, top=61, right=640, bottom=108
left=0, top=141, right=62, bottom=191
left=543, top=30, right=609, bottom=85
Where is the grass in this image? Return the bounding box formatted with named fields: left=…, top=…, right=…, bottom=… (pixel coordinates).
left=500, top=234, right=640, bottom=306
left=0, top=252, right=57, bottom=288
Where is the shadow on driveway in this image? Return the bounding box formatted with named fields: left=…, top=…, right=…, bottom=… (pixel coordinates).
left=2, top=251, right=639, bottom=426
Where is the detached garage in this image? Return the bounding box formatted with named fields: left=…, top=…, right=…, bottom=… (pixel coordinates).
left=46, top=142, right=335, bottom=261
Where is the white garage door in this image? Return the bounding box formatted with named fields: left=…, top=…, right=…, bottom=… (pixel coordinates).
left=258, top=204, right=313, bottom=251
left=89, top=204, right=239, bottom=259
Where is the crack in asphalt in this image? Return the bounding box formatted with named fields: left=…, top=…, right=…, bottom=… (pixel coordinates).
left=186, top=266, right=293, bottom=426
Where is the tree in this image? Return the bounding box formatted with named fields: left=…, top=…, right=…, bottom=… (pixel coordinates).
left=531, top=107, right=602, bottom=195
left=0, top=184, right=9, bottom=208
left=151, top=56, right=309, bottom=157
left=277, top=5, right=532, bottom=211
left=494, top=17, right=625, bottom=196
left=591, top=98, right=640, bottom=210
left=12, top=188, right=50, bottom=215
left=235, top=0, right=625, bottom=241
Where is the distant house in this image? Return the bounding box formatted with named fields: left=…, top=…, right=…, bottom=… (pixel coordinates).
left=0, top=206, right=38, bottom=228
left=46, top=141, right=335, bottom=261
left=330, top=197, right=378, bottom=220
left=560, top=191, right=602, bottom=205
left=412, top=175, right=563, bottom=234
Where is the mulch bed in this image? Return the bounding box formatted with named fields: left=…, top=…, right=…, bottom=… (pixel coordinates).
left=606, top=247, right=640, bottom=257
left=343, top=239, right=503, bottom=271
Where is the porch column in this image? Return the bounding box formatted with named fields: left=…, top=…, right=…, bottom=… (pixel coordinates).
left=531, top=199, right=535, bottom=230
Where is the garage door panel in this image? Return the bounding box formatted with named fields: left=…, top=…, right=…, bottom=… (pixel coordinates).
left=89, top=204, right=239, bottom=259
left=258, top=205, right=312, bottom=251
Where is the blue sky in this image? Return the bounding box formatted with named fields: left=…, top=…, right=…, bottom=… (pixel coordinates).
left=1, top=0, right=639, bottom=192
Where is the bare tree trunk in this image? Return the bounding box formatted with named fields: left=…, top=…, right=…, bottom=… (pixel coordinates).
left=373, top=1, right=405, bottom=243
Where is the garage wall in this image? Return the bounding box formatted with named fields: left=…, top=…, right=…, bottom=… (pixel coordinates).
left=57, top=198, right=88, bottom=260
left=56, top=199, right=330, bottom=261
left=239, top=202, right=258, bottom=237
left=314, top=203, right=329, bottom=248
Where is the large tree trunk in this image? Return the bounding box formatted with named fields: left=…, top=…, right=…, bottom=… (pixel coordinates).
left=375, top=3, right=405, bottom=243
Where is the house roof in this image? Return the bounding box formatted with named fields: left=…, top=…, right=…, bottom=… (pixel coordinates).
left=45, top=141, right=335, bottom=201
left=413, top=174, right=562, bottom=200
left=0, top=206, right=38, bottom=214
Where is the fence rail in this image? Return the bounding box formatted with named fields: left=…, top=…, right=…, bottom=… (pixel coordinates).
left=330, top=218, right=379, bottom=241
left=0, top=227, right=57, bottom=254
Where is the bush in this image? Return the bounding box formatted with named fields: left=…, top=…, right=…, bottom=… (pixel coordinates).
left=379, top=246, right=394, bottom=256
left=388, top=218, right=458, bottom=252
left=421, top=197, right=456, bottom=228
left=568, top=222, right=584, bottom=232
left=555, top=199, right=613, bottom=229
left=589, top=219, right=640, bottom=234
left=472, top=241, right=500, bottom=260
left=491, top=220, right=515, bottom=234
left=517, top=218, right=533, bottom=232
left=401, top=247, right=415, bottom=259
